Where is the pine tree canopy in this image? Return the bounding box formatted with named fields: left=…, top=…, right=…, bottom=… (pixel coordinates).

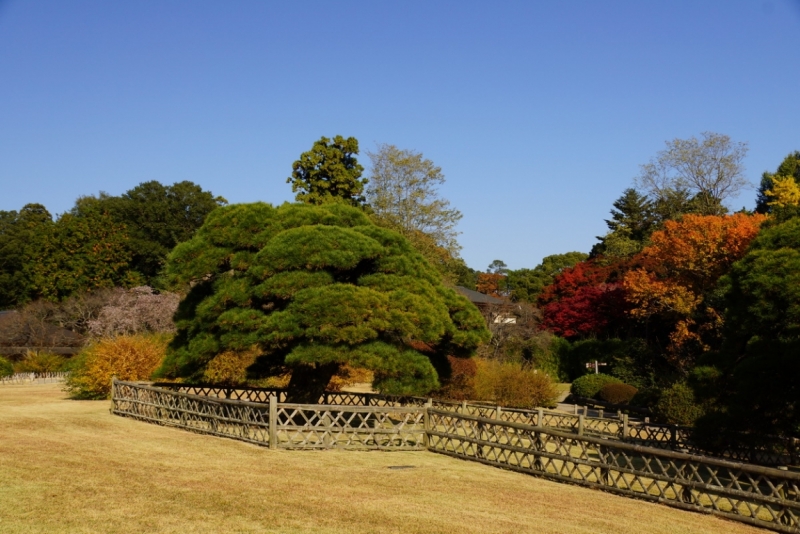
left=156, top=202, right=490, bottom=401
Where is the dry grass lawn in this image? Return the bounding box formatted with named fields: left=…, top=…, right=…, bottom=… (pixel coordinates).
left=0, top=384, right=765, bottom=534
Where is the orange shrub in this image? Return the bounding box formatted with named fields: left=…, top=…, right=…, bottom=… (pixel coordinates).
left=436, top=355, right=477, bottom=401
left=65, top=334, right=169, bottom=399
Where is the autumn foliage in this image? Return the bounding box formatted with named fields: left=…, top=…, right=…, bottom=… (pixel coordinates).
left=476, top=272, right=506, bottom=298
left=622, top=213, right=766, bottom=369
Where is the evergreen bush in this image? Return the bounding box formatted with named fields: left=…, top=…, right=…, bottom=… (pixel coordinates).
left=570, top=373, right=622, bottom=399
left=655, top=381, right=705, bottom=425
left=0, top=356, right=13, bottom=377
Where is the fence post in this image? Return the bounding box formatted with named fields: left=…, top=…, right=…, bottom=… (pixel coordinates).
left=109, top=375, right=117, bottom=414
left=461, top=400, right=468, bottom=413
left=496, top=406, right=502, bottom=419
left=537, top=408, right=544, bottom=427
left=583, top=406, right=588, bottom=417
left=423, top=399, right=432, bottom=449
left=599, top=408, right=604, bottom=419
left=578, top=415, right=585, bottom=436
left=622, top=414, right=629, bottom=440
left=670, top=425, right=677, bottom=447
left=573, top=404, right=578, bottom=415
left=269, top=395, right=277, bottom=450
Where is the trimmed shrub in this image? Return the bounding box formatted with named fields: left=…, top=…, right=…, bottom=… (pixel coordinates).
left=65, top=334, right=169, bottom=399
left=13, top=350, right=68, bottom=374
left=0, top=356, right=13, bottom=377
left=473, top=358, right=558, bottom=409
left=570, top=373, right=622, bottom=399
left=436, top=355, right=477, bottom=401
left=655, top=381, right=705, bottom=426
left=598, top=382, right=638, bottom=404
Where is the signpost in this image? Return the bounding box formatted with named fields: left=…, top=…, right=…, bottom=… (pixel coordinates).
left=585, top=360, right=607, bottom=374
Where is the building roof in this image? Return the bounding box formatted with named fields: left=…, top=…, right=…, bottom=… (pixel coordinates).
left=454, top=286, right=506, bottom=305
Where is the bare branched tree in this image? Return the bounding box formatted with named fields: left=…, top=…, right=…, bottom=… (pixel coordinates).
left=636, top=132, right=750, bottom=215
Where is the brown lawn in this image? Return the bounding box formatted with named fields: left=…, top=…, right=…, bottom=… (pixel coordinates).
left=0, top=383, right=765, bottom=534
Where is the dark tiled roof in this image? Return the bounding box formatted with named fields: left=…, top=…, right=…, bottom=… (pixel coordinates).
left=454, top=286, right=506, bottom=305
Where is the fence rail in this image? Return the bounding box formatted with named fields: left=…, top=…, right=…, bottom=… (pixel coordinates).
left=112, top=381, right=425, bottom=451
left=152, top=382, right=798, bottom=466
left=427, top=409, right=800, bottom=533
left=113, top=380, right=800, bottom=533
left=0, top=372, right=69, bottom=385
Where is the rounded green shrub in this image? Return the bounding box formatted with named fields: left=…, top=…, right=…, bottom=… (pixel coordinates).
left=0, top=356, right=13, bottom=377
left=655, top=381, right=705, bottom=425
left=598, top=382, right=638, bottom=404
left=570, top=373, right=622, bottom=399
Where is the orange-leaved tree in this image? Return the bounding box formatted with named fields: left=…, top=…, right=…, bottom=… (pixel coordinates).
left=623, top=213, right=767, bottom=371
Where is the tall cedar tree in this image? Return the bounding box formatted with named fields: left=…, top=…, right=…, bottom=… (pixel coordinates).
left=156, top=202, right=490, bottom=402
left=288, top=136, right=367, bottom=207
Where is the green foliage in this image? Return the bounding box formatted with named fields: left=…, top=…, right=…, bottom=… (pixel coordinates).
left=655, top=381, right=705, bottom=425
left=13, top=351, right=68, bottom=373
left=288, top=136, right=367, bottom=207
left=701, top=218, right=800, bottom=440
left=592, top=189, right=654, bottom=258
left=0, top=356, right=13, bottom=377
left=507, top=252, right=588, bottom=303
left=0, top=204, right=54, bottom=308
left=76, top=181, right=227, bottom=283
left=511, top=332, right=571, bottom=382
left=756, top=151, right=800, bottom=214
left=723, top=218, right=800, bottom=345
left=570, top=373, right=622, bottom=399
left=473, top=358, right=558, bottom=409
left=0, top=202, right=142, bottom=306
left=157, top=202, right=490, bottom=401
left=597, top=383, right=638, bottom=404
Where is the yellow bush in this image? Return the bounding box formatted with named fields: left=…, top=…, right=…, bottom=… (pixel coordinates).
left=328, top=365, right=374, bottom=392
left=473, top=358, right=558, bottom=409
left=203, top=347, right=261, bottom=385
left=65, top=334, right=169, bottom=399
left=14, top=350, right=68, bottom=373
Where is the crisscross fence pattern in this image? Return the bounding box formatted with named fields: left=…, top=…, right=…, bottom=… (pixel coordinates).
left=151, top=382, right=798, bottom=465
left=0, top=372, right=69, bottom=385
left=112, top=381, right=425, bottom=451
left=427, top=409, right=800, bottom=533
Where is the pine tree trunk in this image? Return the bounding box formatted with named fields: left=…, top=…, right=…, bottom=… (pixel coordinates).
left=284, top=362, right=340, bottom=404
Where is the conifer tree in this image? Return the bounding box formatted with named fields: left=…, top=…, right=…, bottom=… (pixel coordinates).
left=156, top=202, right=490, bottom=402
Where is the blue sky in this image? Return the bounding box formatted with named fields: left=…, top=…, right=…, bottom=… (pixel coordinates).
left=1, top=0, right=798, bottom=271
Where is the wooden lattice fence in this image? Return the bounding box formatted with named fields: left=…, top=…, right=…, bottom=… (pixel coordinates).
left=0, top=372, right=69, bottom=385
left=112, top=380, right=800, bottom=532
left=112, top=381, right=426, bottom=450
left=150, top=382, right=799, bottom=466
left=426, top=409, right=800, bottom=534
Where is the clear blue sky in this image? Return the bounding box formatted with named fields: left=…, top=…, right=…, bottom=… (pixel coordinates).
left=1, top=0, right=798, bottom=271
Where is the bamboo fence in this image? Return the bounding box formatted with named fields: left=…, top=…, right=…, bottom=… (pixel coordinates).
left=0, top=372, right=69, bottom=385
left=112, top=380, right=800, bottom=533
left=152, top=382, right=799, bottom=466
